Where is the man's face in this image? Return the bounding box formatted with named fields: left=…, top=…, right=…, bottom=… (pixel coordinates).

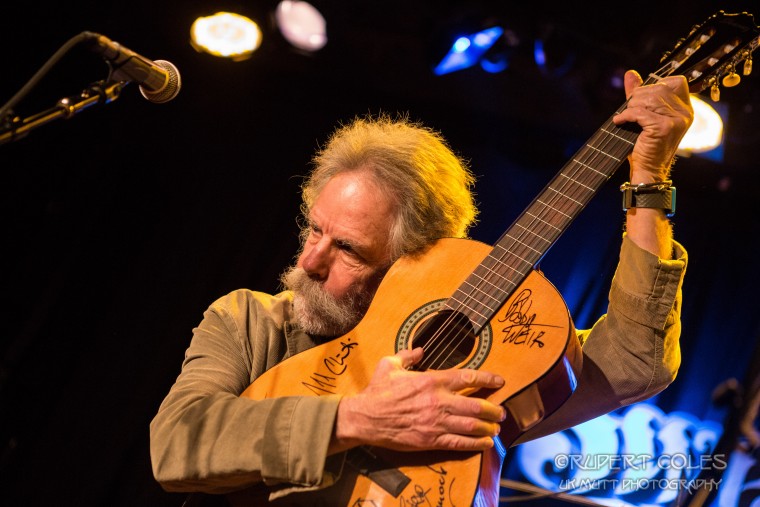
left=281, top=170, right=395, bottom=336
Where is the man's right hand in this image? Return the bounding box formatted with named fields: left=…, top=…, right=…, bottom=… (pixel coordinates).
left=329, top=347, right=506, bottom=454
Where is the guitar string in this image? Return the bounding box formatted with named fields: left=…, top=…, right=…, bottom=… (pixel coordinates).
left=417, top=115, right=636, bottom=370
left=454, top=63, right=676, bottom=311
left=447, top=29, right=741, bottom=371
left=436, top=127, right=627, bottom=364
left=424, top=12, right=733, bottom=363
left=416, top=112, right=635, bottom=370
left=421, top=140, right=631, bottom=372
left=455, top=62, right=673, bottom=317
left=416, top=64, right=673, bottom=372
left=418, top=96, right=642, bottom=369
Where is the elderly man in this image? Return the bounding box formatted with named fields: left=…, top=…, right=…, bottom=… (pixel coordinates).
left=150, top=70, right=692, bottom=505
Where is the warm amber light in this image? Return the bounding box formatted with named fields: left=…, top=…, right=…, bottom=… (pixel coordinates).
left=190, top=12, right=262, bottom=61
left=678, top=94, right=724, bottom=154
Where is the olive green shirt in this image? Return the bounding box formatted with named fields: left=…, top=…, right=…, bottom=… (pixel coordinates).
left=150, top=234, right=686, bottom=497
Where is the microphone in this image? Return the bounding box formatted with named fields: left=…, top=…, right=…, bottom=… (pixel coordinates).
left=85, top=32, right=181, bottom=103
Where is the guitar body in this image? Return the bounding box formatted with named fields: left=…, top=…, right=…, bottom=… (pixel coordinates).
left=232, top=238, right=583, bottom=506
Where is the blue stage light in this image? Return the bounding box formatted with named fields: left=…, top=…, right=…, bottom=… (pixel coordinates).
left=452, top=36, right=471, bottom=53
left=433, top=26, right=504, bottom=75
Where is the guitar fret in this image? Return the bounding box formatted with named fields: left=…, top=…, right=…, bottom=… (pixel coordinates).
left=502, top=230, right=544, bottom=254
left=536, top=199, right=572, bottom=219
left=599, top=127, right=636, bottom=146
left=490, top=245, right=535, bottom=268
left=447, top=293, right=490, bottom=321
left=460, top=278, right=504, bottom=303
left=571, top=158, right=607, bottom=178
left=558, top=173, right=595, bottom=193
left=512, top=223, right=553, bottom=245
left=546, top=185, right=583, bottom=207
left=585, top=143, right=622, bottom=162
left=525, top=211, right=562, bottom=233
left=473, top=262, right=521, bottom=289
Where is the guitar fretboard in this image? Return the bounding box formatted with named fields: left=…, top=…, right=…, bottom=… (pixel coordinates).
left=442, top=9, right=760, bottom=334
left=447, top=112, right=640, bottom=333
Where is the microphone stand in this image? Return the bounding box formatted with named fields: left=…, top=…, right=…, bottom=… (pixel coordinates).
left=0, top=80, right=123, bottom=145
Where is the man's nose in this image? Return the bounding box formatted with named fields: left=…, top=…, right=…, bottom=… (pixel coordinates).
left=300, top=240, right=331, bottom=281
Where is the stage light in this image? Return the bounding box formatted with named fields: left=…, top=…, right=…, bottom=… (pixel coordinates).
left=533, top=39, right=547, bottom=67
left=678, top=94, right=724, bottom=154
left=190, top=12, right=262, bottom=61
left=274, top=1, right=327, bottom=52
left=433, top=26, right=504, bottom=76
left=453, top=36, right=471, bottom=53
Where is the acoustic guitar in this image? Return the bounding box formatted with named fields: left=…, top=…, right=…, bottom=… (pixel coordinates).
left=231, top=11, right=759, bottom=507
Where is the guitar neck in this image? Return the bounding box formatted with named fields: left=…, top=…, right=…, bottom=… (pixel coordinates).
left=447, top=109, right=640, bottom=332
left=445, top=10, right=760, bottom=333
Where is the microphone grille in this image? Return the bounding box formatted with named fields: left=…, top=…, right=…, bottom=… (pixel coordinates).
left=139, top=60, right=182, bottom=104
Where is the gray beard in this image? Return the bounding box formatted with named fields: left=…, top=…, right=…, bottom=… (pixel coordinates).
left=279, top=265, right=374, bottom=337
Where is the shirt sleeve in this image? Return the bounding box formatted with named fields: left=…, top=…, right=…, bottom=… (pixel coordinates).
left=515, top=233, right=687, bottom=444
left=149, top=290, right=341, bottom=495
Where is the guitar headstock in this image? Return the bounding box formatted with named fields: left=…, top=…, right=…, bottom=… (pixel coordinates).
left=655, top=11, right=759, bottom=101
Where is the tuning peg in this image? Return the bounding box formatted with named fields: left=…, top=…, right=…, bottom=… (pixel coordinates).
left=711, top=82, right=721, bottom=102
left=744, top=56, right=753, bottom=76
left=722, top=71, right=741, bottom=87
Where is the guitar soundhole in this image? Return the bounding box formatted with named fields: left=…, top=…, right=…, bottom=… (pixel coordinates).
left=411, top=310, right=477, bottom=370
left=396, top=299, right=492, bottom=370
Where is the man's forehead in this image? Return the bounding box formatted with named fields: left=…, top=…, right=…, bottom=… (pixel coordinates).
left=308, top=173, right=395, bottom=258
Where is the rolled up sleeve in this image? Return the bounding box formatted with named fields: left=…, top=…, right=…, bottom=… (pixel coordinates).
left=515, top=234, right=687, bottom=444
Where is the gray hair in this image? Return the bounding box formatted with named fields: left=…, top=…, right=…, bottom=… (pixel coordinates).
left=301, top=114, right=478, bottom=260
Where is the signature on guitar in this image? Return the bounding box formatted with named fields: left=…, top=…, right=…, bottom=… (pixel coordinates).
left=325, top=339, right=359, bottom=375
left=302, top=339, right=358, bottom=395
left=399, top=465, right=451, bottom=507
left=498, top=288, right=564, bottom=348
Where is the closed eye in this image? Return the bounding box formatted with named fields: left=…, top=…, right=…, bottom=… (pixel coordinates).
left=336, top=239, right=357, bottom=254
left=336, top=239, right=368, bottom=261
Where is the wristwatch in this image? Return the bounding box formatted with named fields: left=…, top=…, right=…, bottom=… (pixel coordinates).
left=620, top=181, right=676, bottom=217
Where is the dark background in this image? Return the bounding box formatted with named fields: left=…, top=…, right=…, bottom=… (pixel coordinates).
left=1, top=1, right=759, bottom=505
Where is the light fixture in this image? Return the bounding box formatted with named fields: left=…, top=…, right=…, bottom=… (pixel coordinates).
left=677, top=94, right=724, bottom=155
left=274, top=1, right=327, bottom=52
left=433, top=26, right=504, bottom=76
left=190, top=12, right=262, bottom=61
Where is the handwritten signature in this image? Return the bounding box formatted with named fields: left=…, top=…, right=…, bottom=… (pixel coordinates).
left=400, top=465, right=452, bottom=507
left=498, top=289, right=560, bottom=348
left=325, top=339, right=359, bottom=375
left=302, top=339, right=358, bottom=395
